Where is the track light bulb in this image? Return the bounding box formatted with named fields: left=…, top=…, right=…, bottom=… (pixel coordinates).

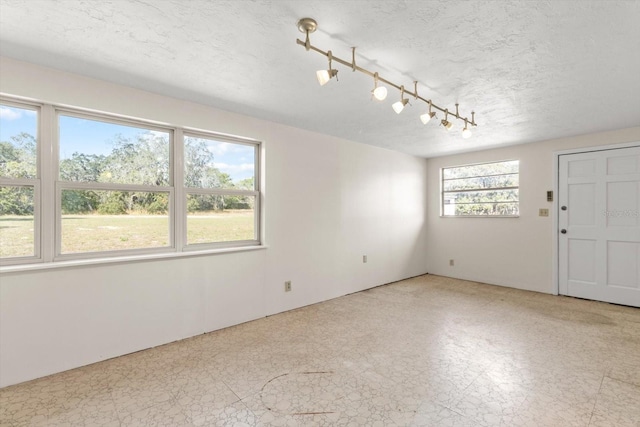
left=420, top=111, right=436, bottom=124
left=373, top=86, right=387, bottom=101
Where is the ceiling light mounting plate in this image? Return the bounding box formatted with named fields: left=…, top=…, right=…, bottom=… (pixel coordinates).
left=297, top=18, right=317, bottom=34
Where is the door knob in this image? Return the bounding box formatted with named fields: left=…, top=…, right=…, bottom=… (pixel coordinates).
left=560, top=229, right=567, bottom=234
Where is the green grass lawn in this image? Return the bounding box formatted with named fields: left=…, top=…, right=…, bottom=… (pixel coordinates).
left=0, top=216, right=34, bottom=257
left=0, top=210, right=254, bottom=257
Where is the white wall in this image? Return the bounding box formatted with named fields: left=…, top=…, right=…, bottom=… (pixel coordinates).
left=426, top=127, right=640, bottom=293
left=0, top=57, right=429, bottom=387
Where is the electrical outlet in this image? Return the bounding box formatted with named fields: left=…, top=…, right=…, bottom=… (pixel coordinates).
left=284, top=281, right=292, bottom=292
left=449, top=259, right=454, bottom=266
left=363, top=255, right=367, bottom=263
left=539, top=208, right=549, bottom=217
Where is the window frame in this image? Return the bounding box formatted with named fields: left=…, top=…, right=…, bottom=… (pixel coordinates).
left=441, top=159, right=520, bottom=218
left=54, top=109, right=176, bottom=260
left=0, top=94, right=263, bottom=267
left=182, top=130, right=261, bottom=251
left=0, top=99, right=42, bottom=265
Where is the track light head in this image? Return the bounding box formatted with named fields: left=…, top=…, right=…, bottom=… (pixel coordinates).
left=373, top=86, right=388, bottom=101
left=392, top=86, right=410, bottom=114
left=392, top=99, right=409, bottom=114
left=462, top=119, right=472, bottom=138
left=420, top=100, right=436, bottom=124
left=317, top=69, right=338, bottom=86
left=317, top=50, right=338, bottom=86
left=420, top=111, right=436, bottom=124
left=441, top=109, right=453, bottom=130
left=371, top=72, right=387, bottom=101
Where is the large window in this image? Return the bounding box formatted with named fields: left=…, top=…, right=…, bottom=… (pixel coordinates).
left=0, top=96, right=261, bottom=266
left=442, top=160, right=519, bottom=217
left=58, top=113, right=172, bottom=256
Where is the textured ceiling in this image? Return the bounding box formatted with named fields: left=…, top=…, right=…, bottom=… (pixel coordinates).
left=0, top=0, right=639, bottom=157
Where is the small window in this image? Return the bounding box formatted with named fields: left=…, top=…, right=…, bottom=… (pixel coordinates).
left=442, top=160, right=519, bottom=217
left=184, top=134, right=259, bottom=247
left=0, top=102, right=39, bottom=261
left=57, top=112, right=173, bottom=256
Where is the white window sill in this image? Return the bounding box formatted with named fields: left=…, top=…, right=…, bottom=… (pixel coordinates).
left=440, top=215, right=520, bottom=218
left=0, top=245, right=268, bottom=274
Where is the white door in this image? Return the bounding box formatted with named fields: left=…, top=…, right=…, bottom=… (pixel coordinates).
left=559, top=145, right=640, bottom=307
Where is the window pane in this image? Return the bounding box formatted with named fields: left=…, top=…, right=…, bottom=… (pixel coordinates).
left=59, top=115, right=170, bottom=186
left=0, top=104, right=38, bottom=179
left=446, top=202, right=519, bottom=216
left=443, top=173, right=519, bottom=191
left=186, top=194, right=255, bottom=244
left=444, top=189, right=519, bottom=205
left=60, top=189, right=169, bottom=254
left=443, top=160, right=519, bottom=180
left=443, top=160, right=519, bottom=217
left=0, top=186, right=35, bottom=257
left=184, top=136, right=255, bottom=190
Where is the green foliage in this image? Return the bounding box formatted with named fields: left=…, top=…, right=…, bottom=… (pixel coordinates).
left=144, top=193, right=169, bottom=214
left=97, top=192, right=128, bottom=215
left=0, top=186, right=33, bottom=215
left=0, top=133, right=37, bottom=179
left=187, top=194, right=225, bottom=213
left=102, top=134, right=170, bottom=186
left=184, top=137, right=235, bottom=189
left=1, top=130, right=254, bottom=216
left=60, top=153, right=107, bottom=182
left=61, top=189, right=100, bottom=214
left=237, top=177, right=254, bottom=190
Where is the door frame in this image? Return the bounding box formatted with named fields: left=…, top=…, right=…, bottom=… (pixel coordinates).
left=552, top=141, right=640, bottom=296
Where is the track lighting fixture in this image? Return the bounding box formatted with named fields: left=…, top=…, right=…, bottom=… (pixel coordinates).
left=392, top=85, right=409, bottom=114
left=316, top=50, right=338, bottom=86
left=372, top=72, right=387, bottom=101
left=296, top=18, right=477, bottom=137
left=420, top=100, right=436, bottom=124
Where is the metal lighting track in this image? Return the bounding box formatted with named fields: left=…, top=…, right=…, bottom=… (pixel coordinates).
left=296, top=18, right=477, bottom=128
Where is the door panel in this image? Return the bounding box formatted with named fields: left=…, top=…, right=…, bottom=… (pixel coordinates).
left=568, top=183, right=596, bottom=226
left=607, top=241, right=638, bottom=289
left=606, top=181, right=639, bottom=227
left=568, top=239, right=596, bottom=283
left=568, top=159, right=596, bottom=177
left=559, top=145, right=640, bottom=307
left=607, top=154, right=639, bottom=175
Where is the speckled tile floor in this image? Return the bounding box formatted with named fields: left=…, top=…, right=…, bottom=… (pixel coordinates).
left=1, top=274, right=639, bottom=427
